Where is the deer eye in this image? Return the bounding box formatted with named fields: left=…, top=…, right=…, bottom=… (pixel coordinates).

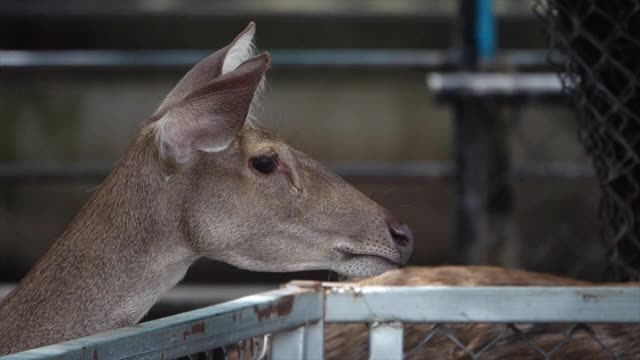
left=251, top=154, right=278, bottom=174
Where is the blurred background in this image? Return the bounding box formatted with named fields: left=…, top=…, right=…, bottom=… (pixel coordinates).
left=0, top=0, right=606, bottom=317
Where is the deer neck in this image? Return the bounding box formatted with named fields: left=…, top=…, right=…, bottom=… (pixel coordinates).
left=0, top=130, right=197, bottom=353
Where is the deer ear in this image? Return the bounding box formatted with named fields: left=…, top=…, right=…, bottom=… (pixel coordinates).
left=153, top=23, right=270, bottom=164
left=155, top=53, right=270, bottom=164
left=156, top=22, right=257, bottom=115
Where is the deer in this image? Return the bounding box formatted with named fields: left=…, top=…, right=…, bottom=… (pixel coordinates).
left=325, top=266, right=640, bottom=360
left=0, top=22, right=415, bottom=355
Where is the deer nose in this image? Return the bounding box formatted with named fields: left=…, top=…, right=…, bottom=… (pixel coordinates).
left=389, top=224, right=412, bottom=247
left=386, top=214, right=415, bottom=251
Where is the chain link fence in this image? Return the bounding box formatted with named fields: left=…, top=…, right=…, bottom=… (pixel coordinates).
left=534, top=0, right=640, bottom=281
left=176, top=321, right=640, bottom=360
left=403, top=323, right=639, bottom=360
left=328, top=322, right=640, bottom=360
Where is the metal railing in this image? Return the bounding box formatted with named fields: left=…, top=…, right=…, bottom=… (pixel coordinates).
left=0, top=0, right=534, bottom=19
left=5, top=282, right=639, bottom=359
left=427, top=73, right=565, bottom=100
left=0, top=49, right=553, bottom=71
left=0, top=161, right=596, bottom=184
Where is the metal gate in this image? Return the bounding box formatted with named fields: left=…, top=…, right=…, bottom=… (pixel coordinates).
left=4, top=282, right=638, bottom=359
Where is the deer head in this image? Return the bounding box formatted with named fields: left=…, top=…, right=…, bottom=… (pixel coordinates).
left=0, top=22, right=415, bottom=355
left=150, top=22, right=414, bottom=277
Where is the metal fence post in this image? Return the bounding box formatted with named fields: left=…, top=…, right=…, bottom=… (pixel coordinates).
left=369, top=321, right=403, bottom=360
left=453, top=0, right=483, bottom=263
left=272, top=321, right=324, bottom=360
left=303, top=320, right=325, bottom=359
left=453, top=0, right=515, bottom=266
left=272, top=326, right=305, bottom=359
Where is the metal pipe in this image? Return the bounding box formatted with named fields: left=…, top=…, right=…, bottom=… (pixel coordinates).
left=369, top=322, right=403, bottom=360
left=0, top=49, right=446, bottom=70
left=0, top=1, right=535, bottom=18
left=0, top=162, right=594, bottom=183
left=452, top=0, right=482, bottom=264
left=0, top=283, right=277, bottom=307
left=428, top=72, right=564, bottom=98
left=324, top=285, right=640, bottom=323
left=0, top=49, right=554, bottom=71
left=0, top=162, right=454, bottom=183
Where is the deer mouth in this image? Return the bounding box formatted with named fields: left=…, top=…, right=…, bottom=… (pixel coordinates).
left=331, top=243, right=407, bottom=277
left=336, top=248, right=404, bottom=267
left=333, top=250, right=402, bottom=278
left=335, top=244, right=406, bottom=267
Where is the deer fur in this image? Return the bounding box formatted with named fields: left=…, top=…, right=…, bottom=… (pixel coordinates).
left=325, top=266, right=640, bottom=360
left=0, top=23, right=414, bottom=355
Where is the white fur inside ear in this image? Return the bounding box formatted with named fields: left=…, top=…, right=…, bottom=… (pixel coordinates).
left=222, top=27, right=256, bottom=75
left=221, top=25, right=267, bottom=127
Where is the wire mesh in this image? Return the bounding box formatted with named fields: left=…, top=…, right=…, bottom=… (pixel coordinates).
left=120, top=323, right=640, bottom=359
left=405, top=323, right=640, bottom=360
left=420, top=323, right=639, bottom=360
left=534, top=0, right=640, bottom=280
left=326, top=322, right=640, bottom=359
